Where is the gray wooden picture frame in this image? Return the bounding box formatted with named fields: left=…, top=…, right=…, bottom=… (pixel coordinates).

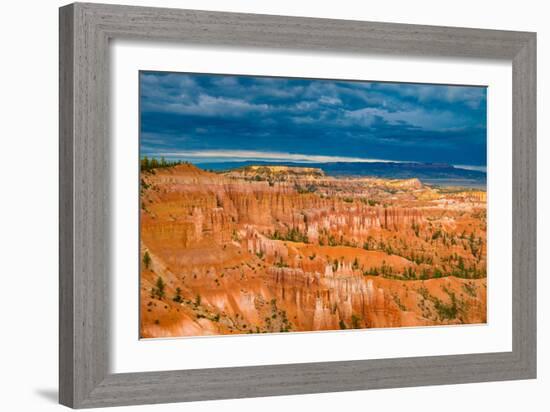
left=59, top=2, right=536, bottom=409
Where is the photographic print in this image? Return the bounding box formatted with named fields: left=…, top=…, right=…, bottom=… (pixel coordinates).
left=139, top=71, right=487, bottom=338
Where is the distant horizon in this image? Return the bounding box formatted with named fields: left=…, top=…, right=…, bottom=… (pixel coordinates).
left=140, top=72, right=487, bottom=168
left=139, top=152, right=487, bottom=173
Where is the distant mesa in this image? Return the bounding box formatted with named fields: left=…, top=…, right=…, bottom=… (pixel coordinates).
left=226, top=165, right=325, bottom=180
left=243, top=165, right=325, bottom=176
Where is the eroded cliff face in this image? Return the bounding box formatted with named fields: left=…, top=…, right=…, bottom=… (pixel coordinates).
left=140, top=164, right=487, bottom=338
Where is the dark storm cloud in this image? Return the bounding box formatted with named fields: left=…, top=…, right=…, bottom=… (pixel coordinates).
left=139, top=71, right=487, bottom=166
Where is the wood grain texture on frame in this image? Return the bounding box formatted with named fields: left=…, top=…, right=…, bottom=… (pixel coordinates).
left=59, top=2, right=536, bottom=408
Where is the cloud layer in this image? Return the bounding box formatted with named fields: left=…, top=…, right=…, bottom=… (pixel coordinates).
left=149, top=150, right=408, bottom=164
left=140, top=72, right=487, bottom=166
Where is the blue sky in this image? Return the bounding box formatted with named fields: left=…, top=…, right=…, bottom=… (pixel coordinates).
left=140, top=71, right=487, bottom=168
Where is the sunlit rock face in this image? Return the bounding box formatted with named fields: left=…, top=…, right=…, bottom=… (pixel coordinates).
left=140, top=164, right=487, bottom=338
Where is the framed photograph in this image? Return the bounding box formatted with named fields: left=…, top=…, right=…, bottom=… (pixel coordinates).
left=59, top=2, right=536, bottom=408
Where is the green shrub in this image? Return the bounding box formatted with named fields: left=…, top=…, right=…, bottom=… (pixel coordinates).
left=172, top=287, right=183, bottom=303
left=433, top=292, right=458, bottom=320
left=351, top=314, right=361, bottom=329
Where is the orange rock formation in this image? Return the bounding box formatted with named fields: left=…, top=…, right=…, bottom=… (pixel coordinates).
left=140, top=164, right=487, bottom=338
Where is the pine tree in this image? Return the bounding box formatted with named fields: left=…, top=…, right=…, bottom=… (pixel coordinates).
left=151, top=276, right=165, bottom=300
left=141, top=156, right=150, bottom=171
left=143, top=251, right=151, bottom=269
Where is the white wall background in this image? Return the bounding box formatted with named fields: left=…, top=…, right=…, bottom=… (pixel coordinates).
left=0, top=0, right=546, bottom=411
